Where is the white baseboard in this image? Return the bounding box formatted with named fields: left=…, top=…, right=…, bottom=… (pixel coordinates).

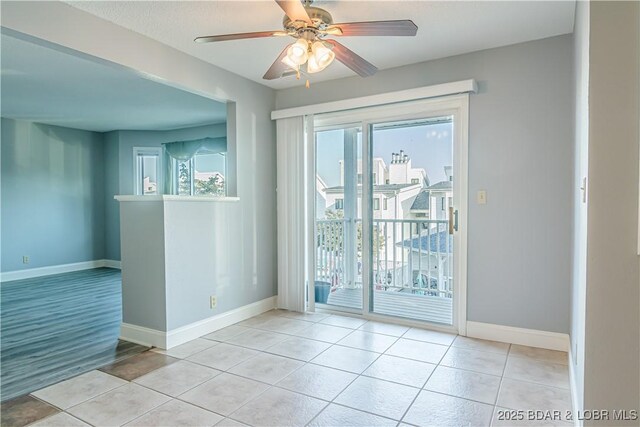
left=466, top=321, right=570, bottom=352
left=567, top=346, right=583, bottom=427
left=120, top=296, right=277, bottom=349
left=120, top=323, right=167, bottom=348
left=103, top=259, right=122, bottom=269
left=1, top=259, right=122, bottom=282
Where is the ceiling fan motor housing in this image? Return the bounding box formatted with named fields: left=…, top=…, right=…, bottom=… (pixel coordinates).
left=283, top=6, right=333, bottom=40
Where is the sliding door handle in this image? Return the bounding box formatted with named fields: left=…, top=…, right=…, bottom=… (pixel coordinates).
left=448, top=207, right=459, bottom=235
left=454, top=209, right=459, bottom=232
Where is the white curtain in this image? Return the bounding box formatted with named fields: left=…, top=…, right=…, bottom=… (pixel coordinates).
left=276, top=116, right=307, bottom=312
left=162, top=137, right=227, bottom=194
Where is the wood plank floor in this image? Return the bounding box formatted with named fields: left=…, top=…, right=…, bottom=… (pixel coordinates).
left=1, top=268, right=147, bottom=401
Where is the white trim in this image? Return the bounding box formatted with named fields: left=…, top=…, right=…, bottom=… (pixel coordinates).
left=272, top=79, right=478, bottom=120
left=120, top=296, right=277, bottom=349
left=466, top=321, right=570, bottom=352
left=166, top=296, right=277, bottom=348
left=103, top=259, right=122, bottom=269
left=568, top=346, right=583, bottom=427
left=1, top=259, right=121, bottom=282
left=133, top=146, right=163, bottom=196
left=120, top=323, right=167, bottom=348
left=455, top=94, right=470, bottom=336
left=114, top=195, right=240, bottom=203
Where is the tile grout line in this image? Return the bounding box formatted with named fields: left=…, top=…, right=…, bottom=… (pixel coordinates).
left=27, top=373, right=128, bottom=413
left=398, top=328, right=458, bottom=424
left=148, top=319, right=461, bottom=410
left=66, top=382, right=169, bottom=427
left=305, top=323, right=444, bottom=423
left=493, top=343, right=512, bottom=410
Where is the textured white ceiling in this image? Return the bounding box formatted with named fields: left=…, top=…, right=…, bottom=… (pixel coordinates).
left=1, top=34, right=227, bottom=132
left=66, top=1, right=575, bottom=90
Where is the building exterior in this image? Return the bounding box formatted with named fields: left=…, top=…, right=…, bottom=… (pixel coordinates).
left=321, top=150, right=453, bottom=224
left=409, top=166, right=453, bottom=220
left=317, top=150, right=454, bottom=302
left=323, top=150, right=428, bottom=220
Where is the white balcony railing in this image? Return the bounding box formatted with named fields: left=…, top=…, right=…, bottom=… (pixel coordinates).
left=316, top=218, right=452, bottom=297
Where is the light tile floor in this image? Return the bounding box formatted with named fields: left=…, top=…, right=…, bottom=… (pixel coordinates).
left=7, top=310, right=572, bottom=427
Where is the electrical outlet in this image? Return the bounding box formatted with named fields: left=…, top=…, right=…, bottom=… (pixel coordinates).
left=22, top=256, right=29, bottom=264
left=210, top=296, right=217, bottom=309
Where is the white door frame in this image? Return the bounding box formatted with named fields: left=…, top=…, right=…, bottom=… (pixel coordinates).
left=308, top=94, right=469, bottom=335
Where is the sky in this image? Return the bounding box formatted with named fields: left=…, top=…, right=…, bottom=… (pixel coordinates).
left=194, top=152, right=226, bottom=176
left=316, top=122, right=453, bottom=187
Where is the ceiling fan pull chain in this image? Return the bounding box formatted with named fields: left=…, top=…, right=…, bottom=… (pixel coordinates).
left=305, top=79, right=310, bottom=89
left=296, top=69, right=301, bottom=80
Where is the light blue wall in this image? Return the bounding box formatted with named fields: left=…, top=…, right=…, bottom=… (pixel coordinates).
left=277, top=35, right=573, bottom=334
left=117, top=123, right=226, bottom=195
left=103, top=131, right=120, bottom=261
left=2, top=1, right=278, bottom=333
left=102, top=123, right=227, bottom=261
left=1, top=119, right=227, bottom=269
left=1, top=118, right=106, bottom=271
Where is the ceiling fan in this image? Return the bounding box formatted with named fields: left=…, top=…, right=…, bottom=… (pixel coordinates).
left=194, top=0, right=418, bottom=84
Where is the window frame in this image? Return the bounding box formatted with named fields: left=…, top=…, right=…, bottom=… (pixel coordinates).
left=175, top=157, right=196, bottom=196
left=335, top=198, right=344, bottom=210
left=174, top=151, right=228, bottom=197
left=193, top=151, right=227, bottom=197
left=133, top=147, right=162, bottom=196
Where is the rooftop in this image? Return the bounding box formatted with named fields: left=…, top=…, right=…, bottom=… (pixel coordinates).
left=427, top=181, right=453, bottom=191
left=410, top=190, right=430, bottom=211
left=396, top=230, right=453, bottom=254
left=324, top=184, right=419, bottom=194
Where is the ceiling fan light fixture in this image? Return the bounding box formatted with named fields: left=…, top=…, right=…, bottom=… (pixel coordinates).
left=307, top=41, right=335, bottom=73
left=281, top=54, right=299, bottom=70
left=306, top=55, right=321, bottom=74
left=286, top=39, right=309, bottom=66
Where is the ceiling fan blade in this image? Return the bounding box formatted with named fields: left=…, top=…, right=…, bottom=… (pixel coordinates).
left=324, top=40, right=377, bottom=77
left=322, top=27, right=343, bottom=36
left=263, top=46, right=294, bottom=80
left=275, top=0, right=312, bottom=24
left=195, top=30, right=288, bottom=43
left=327, top=20, right=418, bottom=37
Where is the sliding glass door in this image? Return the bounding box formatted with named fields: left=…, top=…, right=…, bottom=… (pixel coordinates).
left=314, top=126, right=363, bottom=311
left=310, top=96, right=467, bottom=331
left=369, top=118, right=454, bottom=324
